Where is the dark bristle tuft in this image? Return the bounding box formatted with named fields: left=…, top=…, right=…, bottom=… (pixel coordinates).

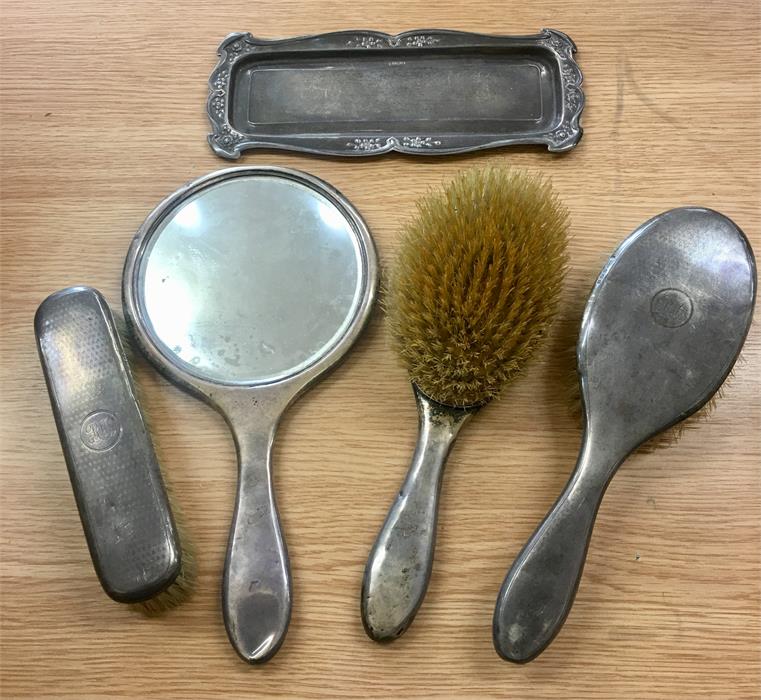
left=386, top=167, right=569, bottom=406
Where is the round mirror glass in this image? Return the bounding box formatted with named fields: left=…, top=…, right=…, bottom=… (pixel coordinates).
left=137, top=173, right=364, bottom=384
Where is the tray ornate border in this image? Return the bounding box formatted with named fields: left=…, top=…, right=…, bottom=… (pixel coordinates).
left=207, top=29, right=584, bottom=159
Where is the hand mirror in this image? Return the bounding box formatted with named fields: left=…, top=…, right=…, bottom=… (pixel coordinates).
left=123, top=167, right=377, bottom=663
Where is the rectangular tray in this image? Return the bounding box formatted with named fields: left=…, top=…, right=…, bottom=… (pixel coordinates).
left=207, top=29, right=584, bottom=159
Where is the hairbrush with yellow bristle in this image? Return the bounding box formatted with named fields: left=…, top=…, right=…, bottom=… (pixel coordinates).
left=493, top=207, right=755, bottom=664
left=361, top=167, right=569, bottom=641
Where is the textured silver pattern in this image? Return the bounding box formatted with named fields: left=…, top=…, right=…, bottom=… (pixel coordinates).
left=493, top=208, right=757, bottom=663
left=35, top=287, right=181, bottom=603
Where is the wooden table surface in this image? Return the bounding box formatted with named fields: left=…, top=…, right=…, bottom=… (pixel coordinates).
left=1, top=1, right=759, bottom=698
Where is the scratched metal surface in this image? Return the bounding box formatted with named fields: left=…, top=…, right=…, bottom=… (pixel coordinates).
left=1, top=1, right=759, bottom=698
left=34, top=287, right=181, bottom=603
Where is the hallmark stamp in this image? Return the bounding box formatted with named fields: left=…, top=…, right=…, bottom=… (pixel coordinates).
left=80, top=410, right=121, bottom=451
left=650, top=288, right=693, bottom=328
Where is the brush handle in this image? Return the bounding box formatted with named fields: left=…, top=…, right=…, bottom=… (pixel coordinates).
left=223, top=418, right=290, bottom=664
left=493, top=439, right=619, bottom=662
left=361, top=386, right=476, bottom=641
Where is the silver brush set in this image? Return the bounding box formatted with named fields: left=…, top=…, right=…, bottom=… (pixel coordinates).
left=35, top=30, right=756, bottom=665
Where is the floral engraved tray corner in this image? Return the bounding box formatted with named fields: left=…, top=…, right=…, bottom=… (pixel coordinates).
left=207, top=29, right=584, bottom=159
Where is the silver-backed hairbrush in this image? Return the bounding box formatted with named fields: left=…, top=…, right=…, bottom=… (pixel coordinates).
left=362, top=168, right=569, bottom=641
left=493, top=207, right=756, bottom=663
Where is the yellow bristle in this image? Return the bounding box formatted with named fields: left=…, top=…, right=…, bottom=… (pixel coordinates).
left=386, top=167, right=569, bottom=407
left=556, top=283, right=728, bottom=452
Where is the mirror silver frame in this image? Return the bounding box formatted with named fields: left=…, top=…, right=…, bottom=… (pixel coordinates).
left=123, top=166, right=378, bottom=663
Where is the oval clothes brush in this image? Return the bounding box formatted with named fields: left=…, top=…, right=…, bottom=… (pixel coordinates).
left=361, top=168, right=569, bottom=641
left=492, top=207, right=756, bottom=663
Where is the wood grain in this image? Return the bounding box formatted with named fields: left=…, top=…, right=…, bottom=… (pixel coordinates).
left=1, top=1, right=759, bottom=697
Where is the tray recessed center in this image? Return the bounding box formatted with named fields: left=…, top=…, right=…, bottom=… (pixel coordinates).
left=244, top=57, right=545, bottom=127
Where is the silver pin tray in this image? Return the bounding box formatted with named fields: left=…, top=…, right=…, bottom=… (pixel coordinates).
left=207, top=29, right=584, bottom=159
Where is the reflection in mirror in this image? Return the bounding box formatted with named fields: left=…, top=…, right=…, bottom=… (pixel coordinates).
left=138, top=175, right=363, bottom=383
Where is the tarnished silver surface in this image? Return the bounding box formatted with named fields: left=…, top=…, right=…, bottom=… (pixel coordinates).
left=207, top=29, right=584, bottom=159
left=362, top=385, right=478, bottom=641
left=35, top=287, right=181, bottom=603
left=123, top=167, right=378, bottom=663
left=493, top=208, right=756, bottom=663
